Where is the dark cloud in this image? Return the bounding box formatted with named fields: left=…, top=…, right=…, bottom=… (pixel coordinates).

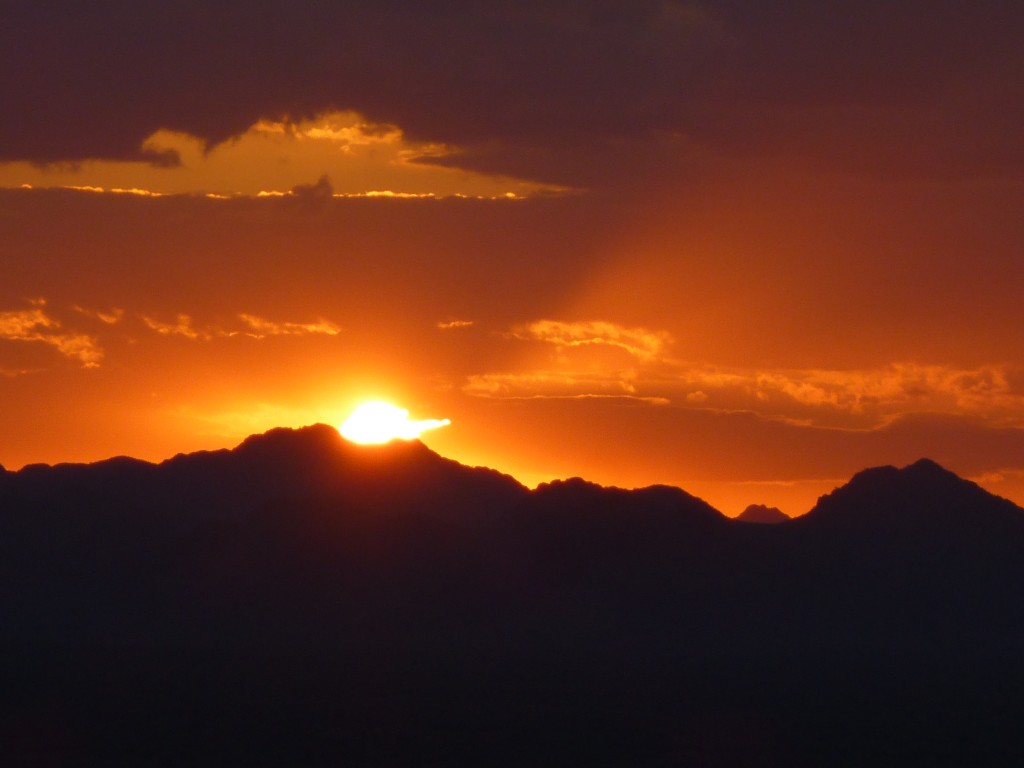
left=289, top=174, right=334, bottom=202
left=4, top=1, right=1022, bottom=185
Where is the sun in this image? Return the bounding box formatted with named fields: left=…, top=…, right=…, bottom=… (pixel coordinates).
left=339, top=400, right=451, bottom=444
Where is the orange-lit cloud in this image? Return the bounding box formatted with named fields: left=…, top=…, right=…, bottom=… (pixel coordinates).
left=238, top=314, right=341, bottom=338
left=464, top=318, right=1024, bottom=432
left=463, top=319, right=673, bottom=402
left=464, top=372, right=669, bottom=404
left=140, top=313, right=341, bottom=341
left=511, top=320, right=671, bottom=361
left=141, top=314, right=206, bottom=340
left=61, top=185, right=163, bottom=197
left=0, top=301, right=344, bottom=379
left=437, top=320, right=475, bottom=330
left=0, top=112, right=565, bottom=198
left=672, top=363, right=1024, bottom=429
left=73, top=306, right=124, bottom=325
left=0, top=300, right=102, bottom=368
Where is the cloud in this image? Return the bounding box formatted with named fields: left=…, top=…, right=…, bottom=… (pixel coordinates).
left=726, top=364, right=1024, bottom=427
left=73, top=305, right=124, bottom=325
left=437, top=319, right=474, bottom=330
left=461, top=318, right=677, bottom=402
left=0, top=112, right=564, bottom=198
left=971, top=468, right=1021, bottom=485
left=464, top=319, right=1024, bottom=430
left=59, top=185, right=164, bottom=197
left=140, top=312, right=341, bottom=341
left=289, top=174, right=334, bottom=201
left=3, top=3, right=1020, bottom=185
left=464, top=371, right=668, bottom=404
left=577, top=362, right=1021, bottom=432
left=141, top=314, right=207, bottom=340
left=0, top=300, right=103, bottom=367
left=511, top=320, right=671, bottom=361
left=237, top=314, right=341, bottom=338
left=0, top=300, right=344, bottom=375
left=0, top=4, right=719, bottom=167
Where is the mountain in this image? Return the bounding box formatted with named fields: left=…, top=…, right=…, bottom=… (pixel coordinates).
left=1, top=427, right=1023, bottom=767
left=736, top=503, right=790, bottom=523
left=794, top=458, right=1024, bottom=579
left=801, top=458, right=1024, bottom=530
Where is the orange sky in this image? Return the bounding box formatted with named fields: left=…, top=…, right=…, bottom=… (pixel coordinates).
left=2, top=4, right=1023, bottom=516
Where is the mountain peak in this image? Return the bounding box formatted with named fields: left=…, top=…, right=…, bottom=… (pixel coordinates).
left=736, top=503, right=790, bottom=524
left=902, top=457, right=963, bottom=480
left=232, top=422, right=431, bottom=462
left=162, top=423, right=442, bottom=478
left=237, top=422, right=345, bottom=450
left=801, top=458, right=1022, bottom=532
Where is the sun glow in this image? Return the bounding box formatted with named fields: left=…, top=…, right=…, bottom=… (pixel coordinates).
left=339, top=401, right=451, bottom=444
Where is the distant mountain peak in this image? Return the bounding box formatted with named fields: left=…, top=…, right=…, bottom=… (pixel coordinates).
left=839, top=458, right=978, bottom=498
left=904, top=457, right=946, bottom=472
left=736, top=503, right=790, bottom=524
left=802, top=458, right=1022, bottom=531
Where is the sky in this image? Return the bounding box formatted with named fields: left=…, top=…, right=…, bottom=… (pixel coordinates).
left=2, top=1, right=1023, bottom=515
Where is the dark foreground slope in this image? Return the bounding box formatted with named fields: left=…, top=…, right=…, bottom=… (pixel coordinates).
left=1, top=426, right=1023, bottom=767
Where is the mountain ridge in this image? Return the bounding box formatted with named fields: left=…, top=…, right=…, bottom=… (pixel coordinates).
left=5, top=423, right=1021, bottom=522
left=2, top=424, right=1023, bottom=767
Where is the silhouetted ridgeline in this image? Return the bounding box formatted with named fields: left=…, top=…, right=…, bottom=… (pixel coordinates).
left=2, top=425, right=1023, bottom=767
left=736, top=503, right=790, bottom=523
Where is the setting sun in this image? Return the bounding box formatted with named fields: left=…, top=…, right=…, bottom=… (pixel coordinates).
left=339, top=401, right=451, bottom=444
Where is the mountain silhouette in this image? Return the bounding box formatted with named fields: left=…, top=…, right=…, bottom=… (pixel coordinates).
left=737, top=503, right=790, bottom=523
left=801, top=458, right=1023, bottom=529
left=1, top=426, right=1023, bottom=767
left=793, top=458, right=1024, bottom=587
